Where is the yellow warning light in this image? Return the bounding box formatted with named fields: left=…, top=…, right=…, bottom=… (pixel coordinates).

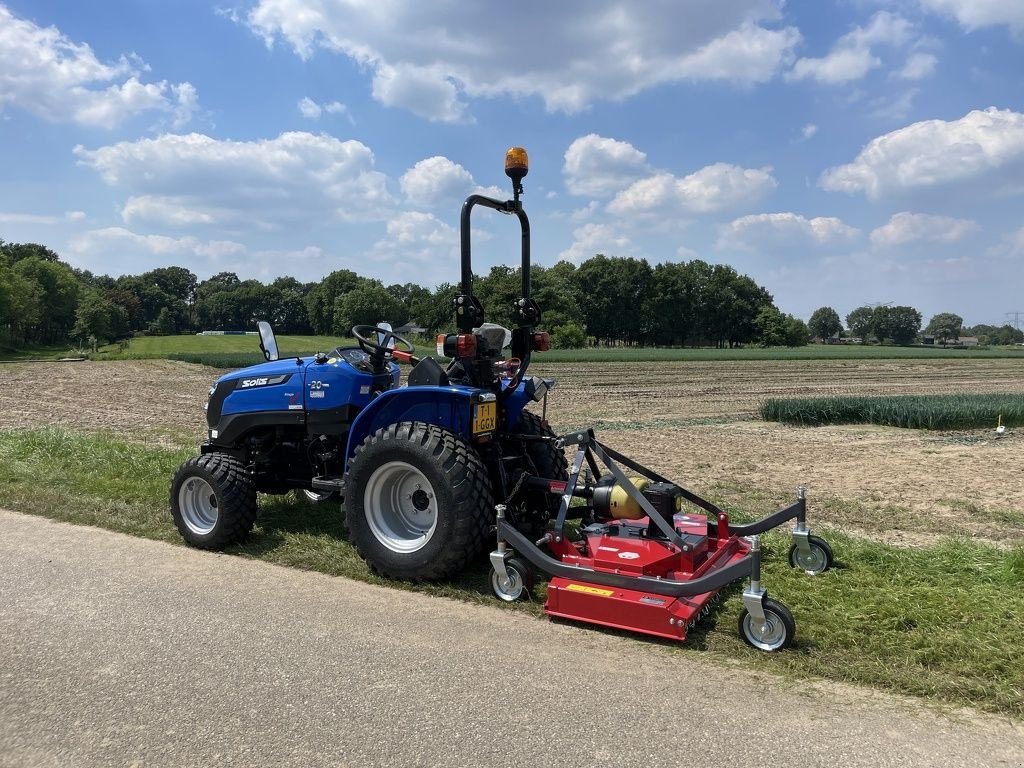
left=504, top=146, right=529, bottom=178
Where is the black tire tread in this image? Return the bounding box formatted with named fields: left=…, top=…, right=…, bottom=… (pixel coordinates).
left=170, top=453, right=258, bottom=549
left=346, top=422, right=492, bottom=581
left=514, top=410, right=569, bottom=519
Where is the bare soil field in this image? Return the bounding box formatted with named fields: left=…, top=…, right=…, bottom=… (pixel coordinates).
left=2, top=358, right=1022, bottom=546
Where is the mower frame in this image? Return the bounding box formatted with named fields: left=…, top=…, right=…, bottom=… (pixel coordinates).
left=490, top=428, right=826, bottom=648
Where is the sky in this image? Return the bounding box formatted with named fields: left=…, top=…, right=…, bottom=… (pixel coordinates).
left=1, top=0, right=1023, bottom=327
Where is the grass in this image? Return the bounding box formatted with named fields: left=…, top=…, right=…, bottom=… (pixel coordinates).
left=92, top=335, right=1024, bottom=366
left=0, top=343, right=83, bottom=361
left=1, top=425, right=1022, bottom=717
left=760, top=393, right=1024, bottom=429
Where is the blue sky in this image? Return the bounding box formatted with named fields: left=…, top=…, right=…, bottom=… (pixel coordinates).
left=1, top=0, right=1022, bottom=326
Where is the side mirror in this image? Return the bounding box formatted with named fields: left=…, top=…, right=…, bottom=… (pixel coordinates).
left=257, top=320, right=279, bottom=361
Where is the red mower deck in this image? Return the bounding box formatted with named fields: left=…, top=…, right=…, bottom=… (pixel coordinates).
left=489, top=429, right=833, bottom=651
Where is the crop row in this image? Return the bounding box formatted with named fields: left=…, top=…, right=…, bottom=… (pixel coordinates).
left=759, top=393, right=1024, bottom=430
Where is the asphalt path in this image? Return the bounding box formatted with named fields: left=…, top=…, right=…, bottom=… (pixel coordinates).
left=1, top=509, right=1021, bottom=767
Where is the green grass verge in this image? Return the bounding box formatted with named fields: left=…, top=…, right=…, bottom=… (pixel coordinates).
left=761, top=393, right=1024, bottom=429
left=0, top=343, right=82, bottom=361
left=95, top=335, right=1024, bottom=365
left=1, top=426, right=1021, bottom=717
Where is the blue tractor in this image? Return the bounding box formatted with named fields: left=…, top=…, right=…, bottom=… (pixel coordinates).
left=170, top=147, right=568, bottom=580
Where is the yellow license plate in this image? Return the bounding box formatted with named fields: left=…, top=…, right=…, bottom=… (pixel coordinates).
left=472, top=402, right=497, bottom=434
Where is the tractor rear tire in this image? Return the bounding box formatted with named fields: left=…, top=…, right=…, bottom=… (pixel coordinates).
left=514, top=410, right=569, bottom=519
left=170, top=453, right=258, bottom=549
left=346, top=422, right=493, bottom=581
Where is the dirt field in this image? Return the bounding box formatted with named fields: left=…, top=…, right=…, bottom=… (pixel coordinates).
left=2, top=357, right=1022, bottom=546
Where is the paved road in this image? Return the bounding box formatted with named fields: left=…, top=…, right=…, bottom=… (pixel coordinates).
left=1, top=510, right=1021, bottom=768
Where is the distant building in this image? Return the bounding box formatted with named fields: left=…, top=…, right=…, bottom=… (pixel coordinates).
left=922, top=334, right=978, bottom=347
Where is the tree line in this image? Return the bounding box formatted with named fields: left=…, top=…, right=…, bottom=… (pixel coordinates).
left=4, top=237, right=1015, bottom=351
left=806, top=305, right=1022, bottom=346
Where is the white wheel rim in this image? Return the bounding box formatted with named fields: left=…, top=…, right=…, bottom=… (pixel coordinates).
left=364, top=461, right=438, bottom=553
left=743, top=609, right=787, bottom=651
left=491, top=567, right=524, bottom=602
left=795, top=544, right=827, bottom=574
left=178, top=477, right=218, bottom=535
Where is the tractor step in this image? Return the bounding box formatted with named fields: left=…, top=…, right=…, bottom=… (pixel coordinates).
left=312, top=475, right=345, bottom=492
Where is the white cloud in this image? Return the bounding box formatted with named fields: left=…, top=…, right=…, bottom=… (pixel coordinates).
left=608, top=163, right=777, bottom=217
left=718, top=212, right=860, bottom=251
left=399, top=156, right=503, bottom=207
left=121, top=196, right=219, bottom=226
left=989, top=226, right=1024, bottom=259
left=372, top=63, right=468, bottom=123
left=68, top=227, right=247, bottom=276
left=563, top=135, right=650, bottom=197
left=787, top=11, right=914, bottom=84
left=820, top=107, right=1024, bottom=199
left=868, top=88, right=920, bottom=121
left=298, top=97, right=354, bottom=123
left=324, top=101, right=354, bottom=123
left=298, top=96, right=322, bottom=119
left=245, top=1, right=800, bottom=119
left=75, top=131, right=395, bottom=229
left=918, top=0, right=1024, bottom=34
left=0, top=5, right=198, bottom=128
left=558, top=223, right=635, bottom=264
left=802, top=123, right=819, bottom=139
left=362, top=211, right=488, bottom=283
left=66, top=226, right=338, bottom=281
left=0, top=210, right=87, bottom=224
left=896, top=52, right=938, bottom=80
left=870, top=212, right=978, bottom=246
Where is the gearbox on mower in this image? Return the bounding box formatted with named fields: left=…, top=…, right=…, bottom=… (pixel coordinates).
left=170, top=147, right=831, bottom=651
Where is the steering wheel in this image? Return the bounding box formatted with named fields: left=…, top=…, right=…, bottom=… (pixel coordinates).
left=351, top=324, right=416, bottom=370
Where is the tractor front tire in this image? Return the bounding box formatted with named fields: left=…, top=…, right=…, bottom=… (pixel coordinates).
left=170, top=453, right=258, bottom=549
left=346, top=422, right=493, bottom=581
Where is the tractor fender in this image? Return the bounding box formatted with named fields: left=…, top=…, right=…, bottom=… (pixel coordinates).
left=342, top=385, right=480, bottom=468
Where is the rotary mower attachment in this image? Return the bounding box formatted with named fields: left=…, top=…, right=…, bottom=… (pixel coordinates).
left=489, top=429, right=833, bottom=651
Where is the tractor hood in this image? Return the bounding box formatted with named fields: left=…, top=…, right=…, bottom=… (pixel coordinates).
left=216, top=356, right=311, bottom=385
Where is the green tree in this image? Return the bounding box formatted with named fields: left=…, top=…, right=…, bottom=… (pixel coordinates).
left=879, top=306, right=922, bottom=345
left=846, top=306, right=874, bottom=343
left=550, top=322, right=586, bottom=349
left=754, top=305, right=788, bottom=347
left=925, top=312, right=963, bottom=346
left=0, top=241, right=61, bottom=263
left=333, top=281, right=403, bottom=334
left=71, top=289, right=126, bottom=345
left=0, top=257, right=44, bottom=346
left=153, top=307, right=178, bottom=335
left=576, top=255, right=654, bottom=345
left=784, top=315, right=811, bottom=347
left=808, top=306, right=842, bottom=341
left=12, top=256, right=80, bottom=343
left=411, top=284, right=459, bottom=334
left=306, top=269, right=361, bottom=334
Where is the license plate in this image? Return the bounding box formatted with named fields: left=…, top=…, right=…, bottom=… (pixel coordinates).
left=472, top=402, right=497, bottom=434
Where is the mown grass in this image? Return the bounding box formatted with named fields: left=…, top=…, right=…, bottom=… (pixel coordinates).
left=96, top=335, right=1024, bottom=366
left=761, top=393, right=1024, bottom=429
left=1, top=426, right=1022, bottom=716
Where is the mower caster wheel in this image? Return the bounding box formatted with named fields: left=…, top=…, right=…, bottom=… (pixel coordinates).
left=295, top=488, right=338, bottom=504
left=490, top=557, right=534, bottom=602
left=738, top=598, right=795, bottom=652
left=789, top=535, right=833, bottom=575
